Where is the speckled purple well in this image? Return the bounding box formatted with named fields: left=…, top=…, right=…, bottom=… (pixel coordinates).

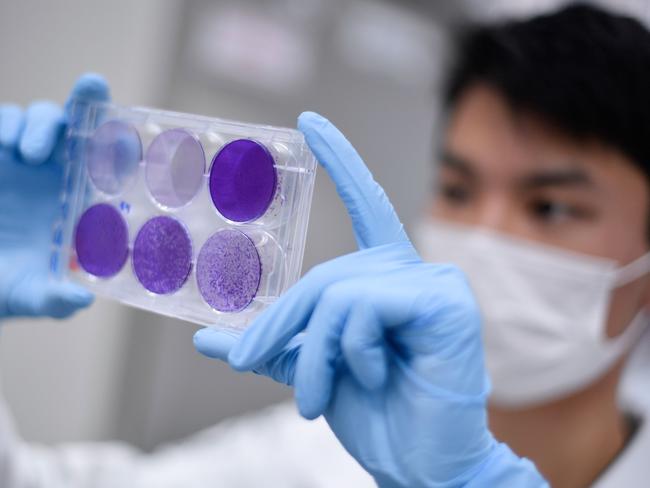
left=196, top=229, right=261, bottom=312
left=209, top=139, right=277, bottom=222
left=75, top=203, right=129, bottom=277
left=145, top=129, right=205, bottom=209
left=87, top=120, right=142, bottom=195
left=133, top=216, right=192, bottom=294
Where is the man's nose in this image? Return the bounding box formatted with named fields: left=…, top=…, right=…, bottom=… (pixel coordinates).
left=472, top=195, right=520, bottom=234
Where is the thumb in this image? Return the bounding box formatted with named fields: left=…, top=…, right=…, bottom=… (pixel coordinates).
left=297, top=111, right=408, bottom=249
left=64, top=73, right=111, bottom=130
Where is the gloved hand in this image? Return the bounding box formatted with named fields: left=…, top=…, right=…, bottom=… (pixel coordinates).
left=194, top=112, right=548, bottom=487
left=0, top=74, right=109, bottom=319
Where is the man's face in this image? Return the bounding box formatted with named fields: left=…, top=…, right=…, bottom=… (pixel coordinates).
left=431, top=83, right=650, bottom=336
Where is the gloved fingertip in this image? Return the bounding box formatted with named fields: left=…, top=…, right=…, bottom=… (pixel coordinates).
left=0, top=104, right=24, bottom=148
left=19, top=101, right=63, bottom=165
left=46, top=282, right=94, bottom=318
left=356, top=363, right=388, bottom=391
left=20, top=143, right=54, bottom=166
left=295, top=391, right=323, bottom=421
left=70, top=73, right=110, bottom=102
left=227, top=346, right=253, bottom=371
left=65, top=287, right=94, bottom=308
left=193, top=327, right=237, bottom=361
left=345, top=345, right=388, bottom=391
left=294, top=360, right=329, bottom=420
left=298, top=110, right=323, bottom=123
left=297, top=111, right=328, bottom=133
left=227, top=332, right=261, bottom=370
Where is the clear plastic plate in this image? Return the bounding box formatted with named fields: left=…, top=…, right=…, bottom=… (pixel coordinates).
left=51, top=100, right=317, bottom=330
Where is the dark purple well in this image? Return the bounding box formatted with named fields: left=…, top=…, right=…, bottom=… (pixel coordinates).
left=87, top=120, right=142, bottom=195
left=196, top=229, right=261, bottom=312
left=133, top=216, right=192, bottom=294
left=75, top=203, right=129, bottom=277
left=209, top=139, right=277, bottom=222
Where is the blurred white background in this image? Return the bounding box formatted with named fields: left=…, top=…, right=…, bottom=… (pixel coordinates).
left=0, top=0, right=647, bottom=451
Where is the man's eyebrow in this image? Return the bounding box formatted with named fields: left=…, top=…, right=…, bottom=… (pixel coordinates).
left=438, top=150, right=476, bottom=178
left=521, top=168, right=593, bottom=189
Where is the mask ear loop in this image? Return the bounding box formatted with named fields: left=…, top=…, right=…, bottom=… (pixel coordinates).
left=604, top=253, right=650, bottom=349
left=614, top=252, right=650, bottom=287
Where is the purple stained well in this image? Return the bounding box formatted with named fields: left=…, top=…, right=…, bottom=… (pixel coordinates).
left=196, top=229, right=261, bottom=312
left=87, top=120, right=142, bottom=195
left=132, top=216, right=193, bottom=294
left=209, top=139, right=277, bottom=222
left=75, top=203, right=129, bottom=277
left=145, top=128, right=205, bottom=209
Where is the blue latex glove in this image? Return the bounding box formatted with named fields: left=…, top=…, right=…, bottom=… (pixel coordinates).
left=195, top=112, right=548, bottom=487
left=0, top=74, right=109, bottom=319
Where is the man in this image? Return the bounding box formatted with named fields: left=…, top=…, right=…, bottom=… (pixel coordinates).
left=420, top=5, right=650, bottom=485
left=0, top=3, right=646, bottom=487
left=196, top=4, right=650, bottom=486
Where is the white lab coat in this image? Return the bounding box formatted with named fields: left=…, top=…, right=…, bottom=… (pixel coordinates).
left=0, top=389, right=374, bottom=487
left=0, top=328, right=648, bottom=487
left=593, top=325, right=650, bottom=487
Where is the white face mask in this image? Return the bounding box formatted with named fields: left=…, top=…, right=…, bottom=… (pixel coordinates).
left=413, top=219, right=650, bottom=408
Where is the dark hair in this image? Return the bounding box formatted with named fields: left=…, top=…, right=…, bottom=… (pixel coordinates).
left=444, top=3, right=650, bottom=179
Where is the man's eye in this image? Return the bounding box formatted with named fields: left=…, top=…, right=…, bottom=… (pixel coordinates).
left=529, top=199, right=586, bottom=222
left=439, top=183, right=471, bottom=205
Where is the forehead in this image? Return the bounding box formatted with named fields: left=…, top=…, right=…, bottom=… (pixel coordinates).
left=443, top=83, right=635, bottom=184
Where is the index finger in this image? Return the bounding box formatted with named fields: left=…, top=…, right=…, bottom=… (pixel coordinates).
left=298, top=111, right=408, bottom=249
